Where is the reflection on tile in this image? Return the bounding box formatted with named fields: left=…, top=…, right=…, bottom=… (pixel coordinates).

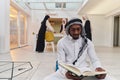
left=0, top=46, right=119, bottom=80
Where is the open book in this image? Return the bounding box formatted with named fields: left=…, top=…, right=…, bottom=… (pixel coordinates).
left=59, top=63, right=107, bottom=77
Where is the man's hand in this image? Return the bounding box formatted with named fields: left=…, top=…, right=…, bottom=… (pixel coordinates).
left=65, top=71, right=83, bottom=80
left=95, top=67, right=106, bottom=79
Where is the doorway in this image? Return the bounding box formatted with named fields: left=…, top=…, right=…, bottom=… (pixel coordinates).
left=113, top=16, right=120, bottom=47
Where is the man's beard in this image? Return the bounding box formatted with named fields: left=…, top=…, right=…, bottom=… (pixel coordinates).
left=70, top=34, right=79, bottom=40
left=73, top=37, right=79, bottom=40
left=72, top=35, right=79, bottom=40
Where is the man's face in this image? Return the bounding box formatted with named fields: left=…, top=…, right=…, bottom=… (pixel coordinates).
left=69, top=24, right=82, bottom=40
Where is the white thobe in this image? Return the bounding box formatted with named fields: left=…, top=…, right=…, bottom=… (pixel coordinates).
left=57, top=35, right=101, bottom=72
left=44, top=35, right=113, bottom=80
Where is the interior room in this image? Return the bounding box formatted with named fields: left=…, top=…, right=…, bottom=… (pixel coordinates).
left=0, top=0, right=120, bottom=80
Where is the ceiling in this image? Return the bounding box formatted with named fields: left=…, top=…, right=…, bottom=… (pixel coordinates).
left=13, top=0, right=120, bottom=16
left=14, top=0, right=87, bottom=12
left=79, top=0, right=120, bottom=15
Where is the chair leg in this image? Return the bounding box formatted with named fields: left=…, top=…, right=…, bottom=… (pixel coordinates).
left=51, top=42, right=55, bottom=53
left=45, top=41, right=55, bottom=53
left=44, top=41, right=47, bottom=52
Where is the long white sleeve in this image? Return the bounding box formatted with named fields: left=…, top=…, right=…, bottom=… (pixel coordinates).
left=87, top=40, right=102, bottom=69
left=57, top=39, right=67, bottom=75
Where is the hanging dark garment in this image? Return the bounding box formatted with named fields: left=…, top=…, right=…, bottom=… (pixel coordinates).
left=84, top=20, right=92, bottom=41
left=60, top=25, right=63, bottom=33
left=36, top=22, right=47, bottom=52
left=35, top=15, right=50, bottom=53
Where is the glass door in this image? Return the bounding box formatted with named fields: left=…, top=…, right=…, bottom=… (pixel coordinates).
left=20, top=14, right=27, bottom=46
left=10, top=6, right=18, bottom=49
left=10, top=6, right=27, bottom=49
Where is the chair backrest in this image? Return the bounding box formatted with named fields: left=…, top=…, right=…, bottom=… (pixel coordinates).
left=45, top=31, right=54, bottom=42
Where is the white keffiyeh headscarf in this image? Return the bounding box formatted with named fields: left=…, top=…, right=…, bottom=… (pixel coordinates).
left=65, top=18, right=86, bottom=37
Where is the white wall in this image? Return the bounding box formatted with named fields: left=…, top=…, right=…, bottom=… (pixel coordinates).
left=90, top=15, right=114, bottom=47
left=104, top=16, right=114, bottom=47
left=79, top=14, right=114, bottom=47
left=0, top=0, right=10, bottom=53
left=89, top=15, right=107, bottom=46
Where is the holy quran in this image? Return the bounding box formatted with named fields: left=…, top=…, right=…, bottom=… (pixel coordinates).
left=59, top=63, right=107, bottom=77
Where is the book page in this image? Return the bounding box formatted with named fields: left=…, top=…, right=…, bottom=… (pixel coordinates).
left=83, top=71, right=96, bottom=76
left=59, top=63, right=81, bottom=76
left=83, top=71, right=107, bottom=76
left=94, top=71, right=107, bottom=75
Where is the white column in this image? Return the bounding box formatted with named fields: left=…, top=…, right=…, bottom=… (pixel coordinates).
left=0, top=0, right=10, bottom=53
left=17, top=11, right=21, bottom=47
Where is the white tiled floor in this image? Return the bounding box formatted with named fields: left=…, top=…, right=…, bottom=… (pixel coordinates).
left=0, top=46, right=120, bottom=80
